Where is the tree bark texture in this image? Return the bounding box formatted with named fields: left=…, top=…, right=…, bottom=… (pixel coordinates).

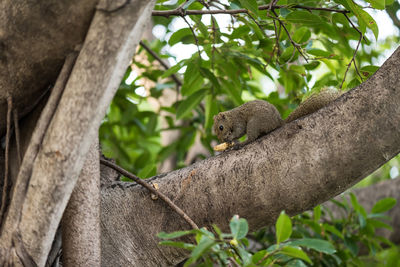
left=0, top=0, right=156, bottom=266
left=0, top=0, right=97, bottom=135
left=100, top=47, right=400, bottom=265
left=62, top=139, right=100, bottom=267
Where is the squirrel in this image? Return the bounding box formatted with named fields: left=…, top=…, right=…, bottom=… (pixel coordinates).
left=213, top=88, right=341, bottom=150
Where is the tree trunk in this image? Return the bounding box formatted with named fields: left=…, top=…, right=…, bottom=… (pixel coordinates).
left=62, top=140, right=100, bottom=267
left=0, top=0, right=156, bottom=266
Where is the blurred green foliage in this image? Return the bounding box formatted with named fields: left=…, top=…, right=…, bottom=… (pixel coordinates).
left=100, top=0, right=400, bottom=181
left=159, top=195, right=398, bottom=266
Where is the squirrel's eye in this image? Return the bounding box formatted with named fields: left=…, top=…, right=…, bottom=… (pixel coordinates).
left=219, top=125, right=224, bottom=131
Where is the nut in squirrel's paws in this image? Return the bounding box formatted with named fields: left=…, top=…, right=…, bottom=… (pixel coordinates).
left=213, top=142, right=234, bottom=151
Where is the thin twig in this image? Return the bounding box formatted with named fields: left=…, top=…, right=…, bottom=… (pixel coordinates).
left=13, top=108, right=21, bottom=166
left=211, top=16, right=217, bottom=71
left=271, top=10, right=308, bottom=63
left=340, top=13, right=364, bottom=88
left=139, top=41, right=182, bottom=87
left=100, top=158, right=199, bottom=230
left=268, top=0, right=279, bottom=12
left=181, top=16, right=202, bottom=58
left=0, top=96, right=13, bottom=224
left=247, top=13, right=268, bottom=38
left=152, top=4, right=350, bottom=17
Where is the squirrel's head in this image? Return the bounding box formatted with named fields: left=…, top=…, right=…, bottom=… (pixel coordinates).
left=213, top=112, right=234, bottom=143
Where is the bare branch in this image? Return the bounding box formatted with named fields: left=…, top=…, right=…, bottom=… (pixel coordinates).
left=100, top=158, right=199, bottom=230
left=139, top=41, right=182, bottom=87
left=152, top=4, right=350, bottom=17
left=340, top=13, right=364, bottom=88
left=182, top=16, right=202, bottom=58
left=271, top=10, right=308, bottom=63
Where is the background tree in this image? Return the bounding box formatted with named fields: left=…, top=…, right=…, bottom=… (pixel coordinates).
left=0, top=0, right=399, bottom=266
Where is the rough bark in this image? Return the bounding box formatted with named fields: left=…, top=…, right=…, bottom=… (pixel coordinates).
left=0, top=0, right=156, bottom=265
left=62, top=140, right=100, bottom=267
left=0, top=0, right=97, bottom=135
left=101, top=47, right=400, bottom=265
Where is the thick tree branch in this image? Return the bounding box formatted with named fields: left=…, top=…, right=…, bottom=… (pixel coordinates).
left=101, top=47, right=400, bottom=265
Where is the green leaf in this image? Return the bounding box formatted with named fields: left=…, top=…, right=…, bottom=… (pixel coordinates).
left=185, top=236, right=216, bottom=266
left=182, top=61, right=204, bottom=95
left=252, top=250, right=269, bottom=264
left=344, top=0, right=379, bottom=39
left=289, top=238, right=336, bottom=254
left=357, top=8, right=379, bottom=40
left=292, top=27, right=311, bottom=44
left=371, top=197, right=397, bottom=213
left=276, top=211, right=292, bottom=244
left=279, top=246, right=312, bottom=264
left=230, top=215, right=249, bottom=240
left=313, top=205, right=321, bottom=222
left=169, top=28, right=193, bottom=46
left=137, top=164, right=156, bottom=178
left=161, top=62, right=184, bottom=78
left=239, top=0, right=259, bottom=16
left=344, top=236, right=359, bottom=256
left=286, top=11, right=323, bottom=25
left=322, top=223, right=344, bottom=239
left=199, top=68, right=220, bottom=90
left=280, top=8, right=291, bottom=18
left=205, top=94, right=218, bottom=129
left=367, top=218, right=393, bottom=231
left=220, top=79, right=243, bottom=105
left=366, top=0, right=385, bottom=9
left=360, top=65, right=379, bottom=78
left=159, top=240, right=196, bottom=250
left=307, top=48, right=339, bottom=59
left=176, top=89, right=207, bottom=119
left=158, top=230, right=194, bottom=239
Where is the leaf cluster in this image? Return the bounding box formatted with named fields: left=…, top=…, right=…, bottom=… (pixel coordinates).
left=158, top=195, right=398, bottom=266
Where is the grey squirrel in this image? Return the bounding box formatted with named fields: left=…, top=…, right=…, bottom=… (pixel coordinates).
left=213, top=88, right=341, bottom=150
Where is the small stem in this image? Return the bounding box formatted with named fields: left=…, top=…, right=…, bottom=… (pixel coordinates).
left=182, top=16, right=202, bottom=58
left=271, top=10, right=308, bottom=63
left=100, top=158, right=199, bottom=230
left=139, top=41, right=182, bottom=87
left=340, top=14, right=364, bottom=88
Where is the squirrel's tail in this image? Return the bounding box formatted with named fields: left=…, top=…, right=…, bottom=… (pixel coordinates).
left=284, top=87, right=342, bottom=123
